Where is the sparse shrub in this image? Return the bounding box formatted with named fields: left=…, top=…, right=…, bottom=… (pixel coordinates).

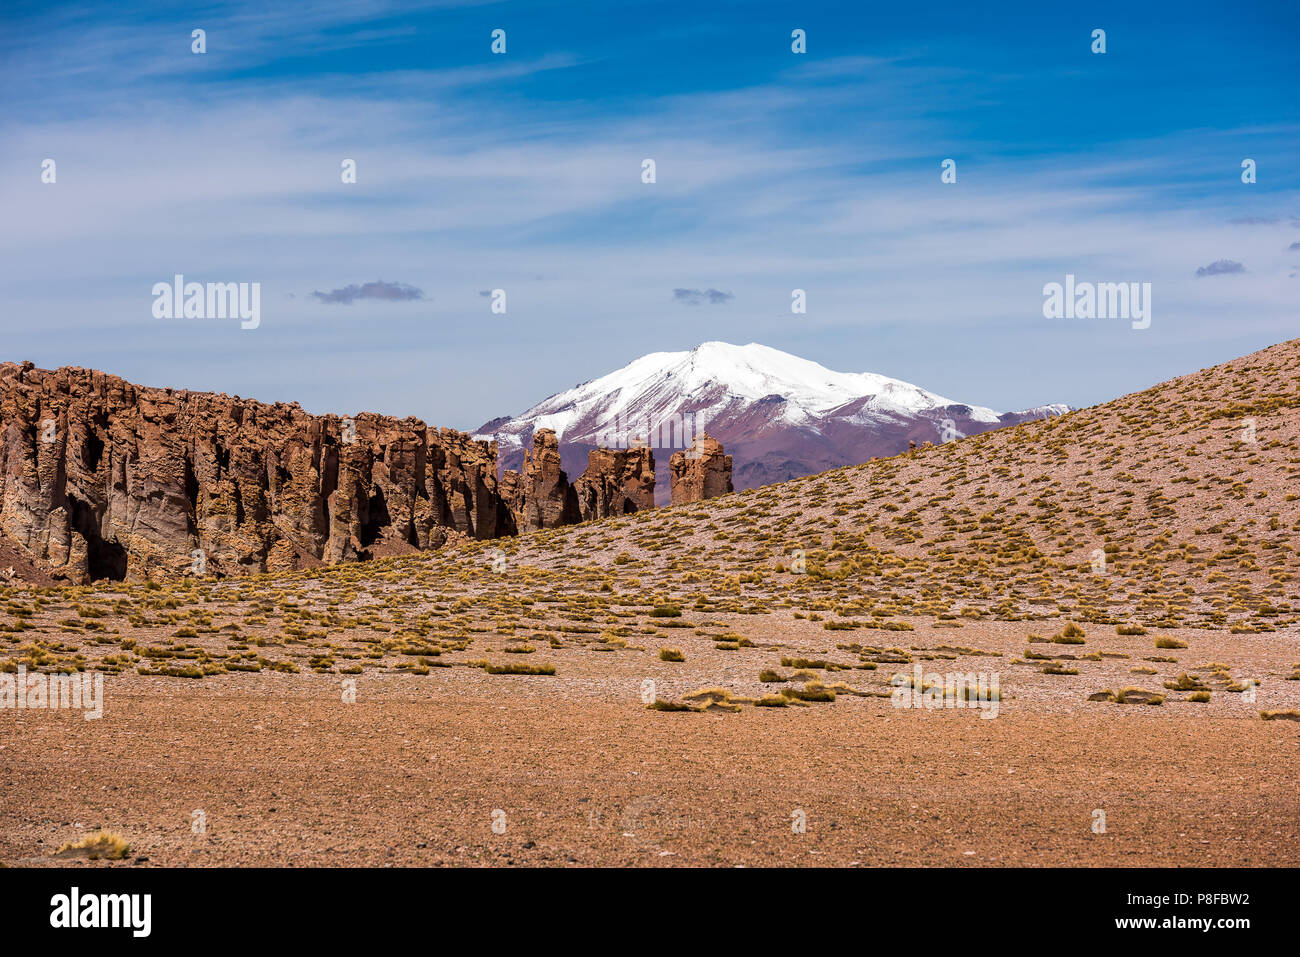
left=647, top=699, right=699, bottom=712
left=780, top=682, right=836, bottom=702
left=56, top=831, right=130, bottom=860
left=1115, top=687, right=1165, bottom=706
left=1043, top=663, right=1078, bottom=675
left=1260, top=709, right=1300, bottom=721
left=484, top=662, right=555, bottom=675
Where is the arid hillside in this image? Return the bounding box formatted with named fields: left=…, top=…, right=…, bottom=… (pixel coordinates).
left=463, top=336, right=1300, bottom=633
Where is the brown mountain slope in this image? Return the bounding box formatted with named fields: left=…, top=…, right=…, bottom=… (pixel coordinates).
left=443, top=336, right=1300, bottom=631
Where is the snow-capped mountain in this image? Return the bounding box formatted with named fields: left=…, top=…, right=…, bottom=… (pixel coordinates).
left=476, top=342, right=1069, bottom=504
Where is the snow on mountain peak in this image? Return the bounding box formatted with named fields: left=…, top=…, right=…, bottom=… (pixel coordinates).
left=478, top=341, right=1005, bottom=448
left=474, top=342, right=1068, bottom=501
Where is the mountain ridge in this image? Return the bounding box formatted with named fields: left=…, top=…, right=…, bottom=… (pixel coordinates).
left=475, top=341, right=1070, bottom=502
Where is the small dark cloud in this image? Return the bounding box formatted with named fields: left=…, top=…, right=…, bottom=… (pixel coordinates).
left=311, top=280, right=426, bottom=305
left=1289, top=241, right=1300, bottom=251
left=1195, top=260, right=1246, bottom=278
left=478, top=289, right=492, bottom=297
left=673, top=287, right=734, bottom=305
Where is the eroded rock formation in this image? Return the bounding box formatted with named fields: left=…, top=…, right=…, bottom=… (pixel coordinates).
left=573, top=445, right=655, bottom=521
left=0, top=362, right=513, bottom=582
left=669, top=433, right=733, bottom=505
left=501, top=429, right=581, bottom=532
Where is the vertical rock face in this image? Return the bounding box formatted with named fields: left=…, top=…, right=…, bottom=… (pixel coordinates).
left=503, top=429, right=581, bottom=532
left=573, top=446, right=655, bottom=521
left=669, top=433, right=733, bottom=505
left=0, top=362, right=512, bottom=582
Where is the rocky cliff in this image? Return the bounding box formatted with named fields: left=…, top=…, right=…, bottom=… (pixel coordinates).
left=501, top=429, right=581, bottom=532
left=573, top=446, right=655, bottom=521
left=0, top=362, right=513, bottom=582
left=669, top=433, right=733, bottom=505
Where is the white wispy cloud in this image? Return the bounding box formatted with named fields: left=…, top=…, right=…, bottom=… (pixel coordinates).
left=1, top=3, right=1296, bottom=428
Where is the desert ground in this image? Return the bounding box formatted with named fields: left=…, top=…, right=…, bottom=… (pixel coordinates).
left=3, top=611, right=1298, bottom=867
left=3, top=341, right=1299, bottom=866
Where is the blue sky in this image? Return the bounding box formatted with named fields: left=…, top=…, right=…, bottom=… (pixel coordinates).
left=2, top=0, right=1297, bottom=428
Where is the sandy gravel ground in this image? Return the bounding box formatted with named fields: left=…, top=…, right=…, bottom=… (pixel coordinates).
left=3, top=653, right=1297, bottom=867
